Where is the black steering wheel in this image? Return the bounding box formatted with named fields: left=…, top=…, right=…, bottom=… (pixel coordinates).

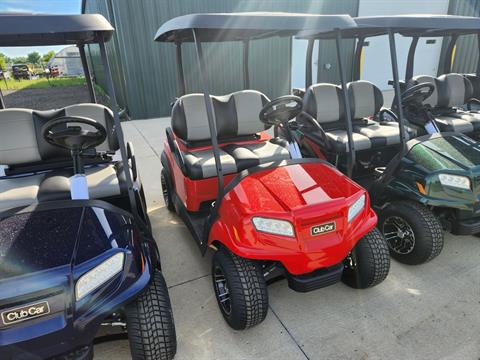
left=401, top=83, right=435, bottom=107
left=41, top=116, right=107, bottom=151
left=259, top=95, right=303, bottom=126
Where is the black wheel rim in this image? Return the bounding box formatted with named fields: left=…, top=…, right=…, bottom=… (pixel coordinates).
left=213, top=265, right=232, bottom=315
left=383, top=216, right=416, bottom=255
left=161, top=173, right=170, bottom=207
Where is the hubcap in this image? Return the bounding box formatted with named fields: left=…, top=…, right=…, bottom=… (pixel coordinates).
left=213, top=266, right=231, bottom=315
left=383, top=216, right=416, bottom=255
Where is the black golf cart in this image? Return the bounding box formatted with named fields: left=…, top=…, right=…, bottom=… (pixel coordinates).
left=0, top=14, right=176, bottom=359
left=395, top=15, right=480, bottom=137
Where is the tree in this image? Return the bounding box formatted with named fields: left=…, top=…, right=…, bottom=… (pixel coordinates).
left=0, top=54, right=6, bottom=71
left=27, top=51, right=41, bottom=64
left=12, top=56, right=27, bottom=64
left=42, top=50, right=56, bottom=64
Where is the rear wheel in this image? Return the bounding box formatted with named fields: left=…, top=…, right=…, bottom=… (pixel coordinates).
left=125, top=270, right=176, bottom=360
left=379, top=200, right=444, bottom=265
left=342, top=228, right=390, bottom=288
left=161, top=169, right=175, bottom=212
left=212, top=248, right=268, bottom=330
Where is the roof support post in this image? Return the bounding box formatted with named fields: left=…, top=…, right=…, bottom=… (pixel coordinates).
left=335, top=30, right=355, bottom=178
left=243, top=40, right=250, bottom=89
left=175, top=43, right=186, bottom=96
left=443, top=34, right=459, bottom=75
left=98, top=38, right=140, bottom=219
left=192, top=29, right=224, bottom=208
left=353, top=36, right=365, bottom=81
left=79, top=44, right=97, bottom=103
left=0, top=87, right=4, bottom=109
left=405, top=36, right=419, bottom=82
left=477, top=34, right=480, bottom=77
left=388, top=29, right=406, bottom=150
left=305, top=39, right=314, bottom=89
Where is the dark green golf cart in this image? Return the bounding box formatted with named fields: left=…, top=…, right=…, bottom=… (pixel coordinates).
left=288, top=15, right=480, bottom=264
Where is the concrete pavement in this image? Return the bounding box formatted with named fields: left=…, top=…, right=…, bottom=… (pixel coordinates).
left=95, top=118, right=480, bottom=360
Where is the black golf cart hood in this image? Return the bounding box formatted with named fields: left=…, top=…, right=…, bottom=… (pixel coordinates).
left=406, top=133, right=480, bottom=172
left=0, top=201, right=134, bottom=280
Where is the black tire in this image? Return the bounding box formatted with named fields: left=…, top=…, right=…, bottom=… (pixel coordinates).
left=342, top=228, right=390, bottom=289
left=161, top=169, right=175, bottom=212
left=212, top=248, right=268, bottom=330
left=379, top=200, right=444, bottom=265
left=125, top=270, right=176, bottom=360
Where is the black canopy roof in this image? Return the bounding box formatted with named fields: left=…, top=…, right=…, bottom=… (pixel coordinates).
left=299, top=14, right=480, bottom=39
left=154, top=12, right=357, bottom=43
left=0, top=14, right=114, bottom=46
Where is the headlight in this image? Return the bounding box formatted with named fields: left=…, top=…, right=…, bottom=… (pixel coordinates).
left=438, top=174, right=471, bottom=190
left=252, top=217, right=294, bottom=237
left=348, top=194, right=365, bottom=223
left=75, top=252, right=124, bottom=301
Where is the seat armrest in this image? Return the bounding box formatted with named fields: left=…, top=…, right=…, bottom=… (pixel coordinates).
left=166, top=127, right=187, bottom=174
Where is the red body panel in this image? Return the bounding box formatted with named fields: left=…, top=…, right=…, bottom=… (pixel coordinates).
left=208, top=163, right=377, bottom=275
left=164, top=132, right=272, bottom=211
left=163, top=132, right=376, bottom=275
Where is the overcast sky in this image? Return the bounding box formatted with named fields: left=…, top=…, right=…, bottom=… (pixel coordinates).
left=0, top=0, right=82, bottom=58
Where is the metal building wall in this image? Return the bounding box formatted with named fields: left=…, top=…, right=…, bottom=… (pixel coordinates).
left=83, top=0, right=358, bottom=119
left=439, top=0, right=480, bottom=75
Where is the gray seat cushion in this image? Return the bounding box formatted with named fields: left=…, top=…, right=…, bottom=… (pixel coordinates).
left=346, top=80, right=383, bottom=120
left=0, top=164, right=125, bottom=213
left=303, top=83, right=373, bottom=152
left=183, top=139, right=290, bottom=180
left=435, top=115, right=475, bottom=133
left=325, top=130, right=371, bottom=152
left=171, top=90, right=270, bottom=143
left=183, top=149, right=237, bottom=180
left=222, top=139, right=291, bottom=171
left=354, top=122, right=416, bottom=147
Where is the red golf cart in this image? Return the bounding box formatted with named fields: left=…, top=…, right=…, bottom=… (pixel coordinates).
left=155, top=13, right=390, bottom=330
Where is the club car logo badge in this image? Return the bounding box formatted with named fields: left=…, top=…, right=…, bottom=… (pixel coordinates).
left=311, top=221, right=336, bottom=236
left=1, top=301, right=50, bottom=325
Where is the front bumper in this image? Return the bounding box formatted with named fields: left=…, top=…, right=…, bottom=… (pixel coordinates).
left=286, top=263, right=344, bottom=292
left=221, top=208, right=377, bottom=276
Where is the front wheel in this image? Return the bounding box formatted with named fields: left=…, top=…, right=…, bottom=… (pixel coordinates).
left=342, top=228, right=390, bottom=289
left=379, top=200, right=444, bottom=265
left=212, top=248, right=268, bottom=330
left=125, top=270, right=177, bottom=360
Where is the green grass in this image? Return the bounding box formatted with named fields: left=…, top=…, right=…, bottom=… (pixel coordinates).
left=0, top=77, right=86, bottom=91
